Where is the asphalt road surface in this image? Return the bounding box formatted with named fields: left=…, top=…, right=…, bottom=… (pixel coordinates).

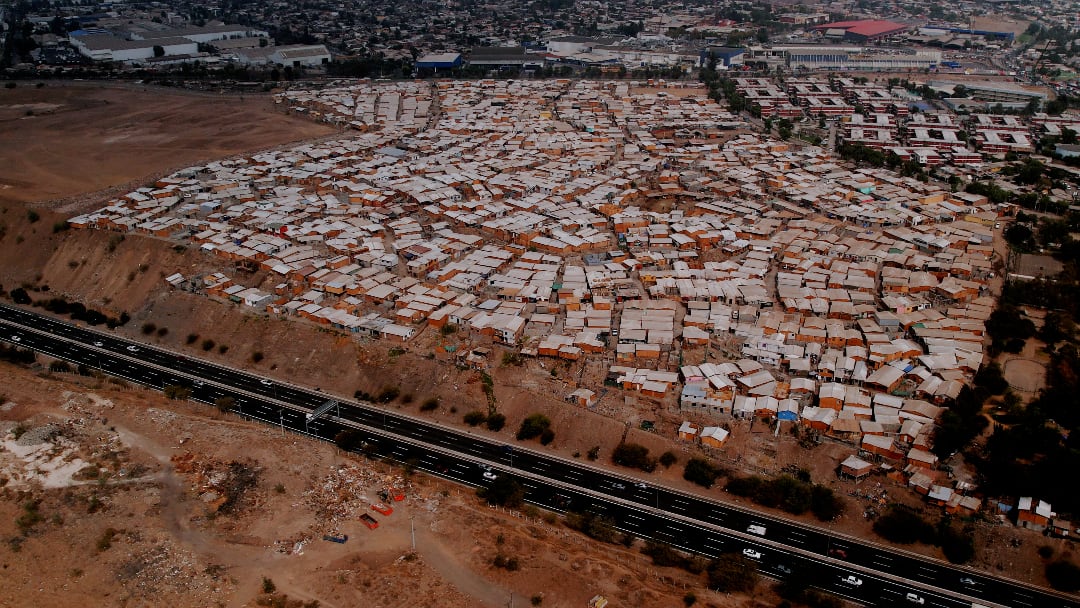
left=0, top=304, right=1074, bottom=608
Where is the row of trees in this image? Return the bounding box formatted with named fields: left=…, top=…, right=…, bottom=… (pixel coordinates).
left=871, top=506, right=974, bottom=563
left=725, top=473, right=844, bottom=521
left=11, top=289, right=130, bottom=329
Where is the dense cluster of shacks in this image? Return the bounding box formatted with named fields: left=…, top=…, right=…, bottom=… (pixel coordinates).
left=72, top=79, right=1007, bottom=515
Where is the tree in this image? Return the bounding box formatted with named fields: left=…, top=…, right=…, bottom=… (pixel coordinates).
left=334, top=429, right=362, bottom=452
left=517, top=413, right=552, bottom=441
left=938, top=521, right=975, bottom=564
left=153, top=45, right=165, bottom=58
left=478, top=475, right=524, bottom=508
left=659, top=451, right=678, bottom=468
left=1046, top=560, right=1080, bottom=592
left=810, top=485, right=844, bottom=521
left=612, top=443, right=657, bottom=472
left=10, top=288, right=31, bottom=305
left=463, top=410, right=487, bottom=426
left=872, top=507, right=934, bottom=544
left=539, top=428, right=555, bottom=445
left=376, top=386, right=400, bottom=402
left=683, top=457, right=722, bottom=488
left=974, top=362, right=1008, bottom=395
left=777, top=118, right=793, bottom=140
left=485, top=412, right=506, bottom=431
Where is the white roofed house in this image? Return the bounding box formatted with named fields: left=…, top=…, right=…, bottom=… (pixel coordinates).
left=700, top=426, right=730, bottom=449
left=380, top=323, right=416, bottom=342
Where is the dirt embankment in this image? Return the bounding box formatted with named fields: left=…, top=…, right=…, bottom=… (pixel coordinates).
left=0, top=83, right=335, bottom=209
left=0, top=362, right=765, bottom=608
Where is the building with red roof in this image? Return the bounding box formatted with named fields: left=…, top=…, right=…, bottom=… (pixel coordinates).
left=812, top=20, right=911, bottom=43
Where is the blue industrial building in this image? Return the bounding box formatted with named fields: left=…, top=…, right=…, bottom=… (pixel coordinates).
left=416, top=53, right=463, bottom=70
left=700, top=46, right=745, bottom=68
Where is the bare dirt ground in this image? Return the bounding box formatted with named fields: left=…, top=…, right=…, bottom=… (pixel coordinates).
left=0, top=362, right=792, bottom=608
left=0, top=83, right=334, bottom=209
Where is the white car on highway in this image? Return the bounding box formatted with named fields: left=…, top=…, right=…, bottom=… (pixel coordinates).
left=840, top=575, right=862, bottom=587
left=742, top=548, right=762, bottom=560
left=905, top=593, right=924, bottom=605
left=126, top=345, right=138, bottom=352
left=10, top=335, right=20, bottom=342
left=482, top=471, right=497, bottom=481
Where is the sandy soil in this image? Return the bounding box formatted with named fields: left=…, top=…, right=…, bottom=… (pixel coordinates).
left=0, top=83, right=335, bottom=208
left=0, top=362, right=788, bottom=608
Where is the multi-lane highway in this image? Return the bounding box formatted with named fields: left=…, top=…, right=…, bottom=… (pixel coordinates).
left=0, top=303, right=1074, bottom=608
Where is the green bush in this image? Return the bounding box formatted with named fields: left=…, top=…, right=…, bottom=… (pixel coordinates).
left=683, top=457, right=722, bottom=488
left=563, top=511, right=620, bottom=544
left=485, top=412, right=506, bottom=431
left=539, top=428, right=555, bottom=445
left=659, top=451, right=678, bottom=468
left=463, top=410, right=486, bottom=426
left=642, top=540, right=689, bottom=568
left=334, top=430, right=362, bottom=452
left=1046, top=560, right=1080, bottom=592
left=939, top=523, right=975, bottom=564
left=872, top=507, right=935, bottom=545
left=612, top=442, right=657, bottom=472
left=727, top=474, right=843, bottom=522
left=477, top=475, right=524, bottom=508
left=517, top=413, right=552, bottom=440
left=376, top=386, right=400, bottom=403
